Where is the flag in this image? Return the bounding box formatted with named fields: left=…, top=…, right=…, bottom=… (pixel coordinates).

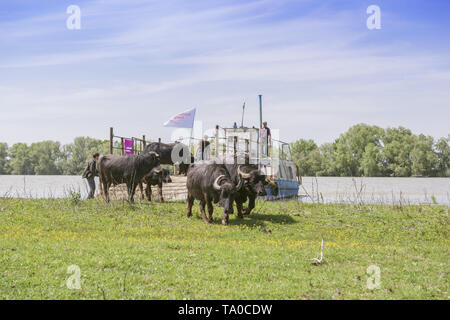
left=163, top=108, right=196, bottom=128
left=124, top=139, right=134, bottom=155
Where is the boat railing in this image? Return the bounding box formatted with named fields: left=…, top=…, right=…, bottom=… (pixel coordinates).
left=176, top=127, right=293, bottom=162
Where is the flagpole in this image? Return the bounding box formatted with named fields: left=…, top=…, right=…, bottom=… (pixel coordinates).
left=189, top=126, right=193, bottom=157
left=189, top=110, right=196, bottom=160
left=241, top=102, right=245, bottom=128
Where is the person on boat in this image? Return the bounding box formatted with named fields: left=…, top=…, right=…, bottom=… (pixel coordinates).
left=82, top=152, right=100, bottom=199
left=261, top=121, right=272, bottom=156
left=195, top=135, right=210, bottom=161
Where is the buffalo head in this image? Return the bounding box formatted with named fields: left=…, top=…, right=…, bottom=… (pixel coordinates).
left=265, top=177, right=279, bottom=196
left=151, top=167, right=172, bottom=183
left=213, top=175, right=236, bottom=214
left=142, top=151, right=160, bottom=167
left=237, top=166, right=267, bottom=196
left=161, top=168, right=172, bottom=183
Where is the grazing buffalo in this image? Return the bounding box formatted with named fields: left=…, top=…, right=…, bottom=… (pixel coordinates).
left=143, top=142, right=194, bottom=175
left=225, top=163, right=269, bottom=218
left=186, top=161, right=241, bottom=225
left=98, top=152, right=160, bottom=203
left=139, top=167, right=172, bottom=202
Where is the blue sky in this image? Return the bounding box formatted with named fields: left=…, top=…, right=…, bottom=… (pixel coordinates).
left=0, top=0, right=449, bottom=145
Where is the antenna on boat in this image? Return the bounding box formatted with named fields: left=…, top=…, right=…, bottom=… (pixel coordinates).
left=258, top=95, right=263, bottom=129
left=240, top=101, right=245, bottom=128
left=258, top=94, right=263, bottom=170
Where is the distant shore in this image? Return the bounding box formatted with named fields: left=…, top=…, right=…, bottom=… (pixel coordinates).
left=1, top=175, right=449, bottom=205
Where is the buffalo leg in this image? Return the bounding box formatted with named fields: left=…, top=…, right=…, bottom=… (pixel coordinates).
left=138, top=182, right=145, bottom=200
left=146, top=185, right=152, bottom=201
left=199, top=200, right=209, bottom=223
left=243, top=195, right=256, bottom=215
left=158, top=182, right=164, bottom=203
left=236, top=201, right=244, bottom=218
left=98, top=177, right=104, bottom=196
left=103, top=181, right=111, bottom=202
left=127, top=183, right=137, bottom=204
left=206, top=200, right=214, bottom=223
left=186, top=194, right=194, bottom=218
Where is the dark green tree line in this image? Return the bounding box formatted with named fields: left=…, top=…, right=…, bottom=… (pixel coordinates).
left=291, top=124, right=449, bottom=177
left=0, top=143, right=9, bottom=174
left=0, top=126, right=448, bottom=177
left=0, top=137, right=109, bottom=176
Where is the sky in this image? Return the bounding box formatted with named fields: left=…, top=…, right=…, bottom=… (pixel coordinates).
left=0, top=0, right=449, bottom=145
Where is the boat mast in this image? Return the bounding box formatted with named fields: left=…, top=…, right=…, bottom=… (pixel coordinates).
left=259, top=95, right=263, bottom=129
left=241, top=102, right=245, bottom=128
left=258, top=95, right=263, bottom=170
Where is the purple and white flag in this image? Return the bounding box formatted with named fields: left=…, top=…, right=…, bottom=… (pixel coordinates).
left=124, top=139, right=134, bottom=155
left=163, top=108, right=196, bottom=128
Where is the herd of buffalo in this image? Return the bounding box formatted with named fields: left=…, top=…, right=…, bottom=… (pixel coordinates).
left=97, top=141, right=278, bottom=225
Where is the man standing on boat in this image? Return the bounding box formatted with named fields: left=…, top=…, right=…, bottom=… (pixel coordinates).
left=261, top=121, right=272, bottom=156
left=82, top=152, right=100, bottom=199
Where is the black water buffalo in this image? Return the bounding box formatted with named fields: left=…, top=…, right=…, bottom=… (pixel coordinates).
left=143, top=142, right=194, bottom=175
left=265, top=176, right=279, bottom=199
left=98, top=152, right=160, bottom=203
left=186, top=161, right=240, bottom=225
left=138, top=167, right=172, bottom=202
left=225, top=163, right=268, bottom=218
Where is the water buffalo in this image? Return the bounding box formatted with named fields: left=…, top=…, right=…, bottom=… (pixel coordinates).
left=98, top=152, right=160, bottom=203
left=265, top=176, right=279, bottom=198
left=143, top=142, right=194, bottom=175
left=186, top=161, right=241, bottom=225
left=225, top=163, right=268, bottom=218
left=138, top=167, right=172, bottom=202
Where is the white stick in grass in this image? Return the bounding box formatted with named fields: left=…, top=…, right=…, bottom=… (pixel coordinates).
left=312, top=234, right=324, bottom=265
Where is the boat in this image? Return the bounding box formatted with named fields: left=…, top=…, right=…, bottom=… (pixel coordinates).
left=212, top=95, right=301, bottom=199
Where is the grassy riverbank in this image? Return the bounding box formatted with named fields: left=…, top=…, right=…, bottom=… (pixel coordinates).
left=0, top=198, right=448, bottom=299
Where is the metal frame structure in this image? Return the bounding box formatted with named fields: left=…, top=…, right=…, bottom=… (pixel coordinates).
left=109, top=127, right=147, bottom=155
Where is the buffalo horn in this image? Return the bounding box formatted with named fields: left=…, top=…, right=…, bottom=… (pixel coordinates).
left=237, top=166, right=251, bottom=179
left=213, top=175, right=225, bottom=190
left=236, top=177, right=243, bottom=190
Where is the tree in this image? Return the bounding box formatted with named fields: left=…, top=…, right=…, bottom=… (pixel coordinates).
left=317, top=143, right=338, bottom=176
left=334, top=124, right=384, bottom=176
left=410, top=134, right=439, bottom=176
left=307, top=148, right=325, bottom=176
left=8, top=143, right=33, bottom=175
left=435, top=135, right=449, bottom=176
left=290, top=139, right=319, bottom=176
left=29, top=141, right=63, bottom=175
left=60, top=137, right=109, bottom=175
left=361, top=143, right=384, bottom=176
left=381, top=127, right=415, bottom=177
left=0, top=143, right=9, bottom=174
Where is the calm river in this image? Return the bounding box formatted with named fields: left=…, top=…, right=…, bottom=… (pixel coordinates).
left=0, top=175, right=449, bottom=205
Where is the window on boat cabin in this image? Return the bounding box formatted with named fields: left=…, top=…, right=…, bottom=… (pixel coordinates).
left=278, top=164, right=288, bottom=179
left=288, top=166, right=294, bottom=180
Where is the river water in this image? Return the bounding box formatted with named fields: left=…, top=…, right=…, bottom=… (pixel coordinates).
left=0, top=175, right=449, bottom=205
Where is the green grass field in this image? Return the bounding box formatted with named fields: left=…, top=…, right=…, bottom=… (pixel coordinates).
left=0, top=197, right=448, bottom=299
